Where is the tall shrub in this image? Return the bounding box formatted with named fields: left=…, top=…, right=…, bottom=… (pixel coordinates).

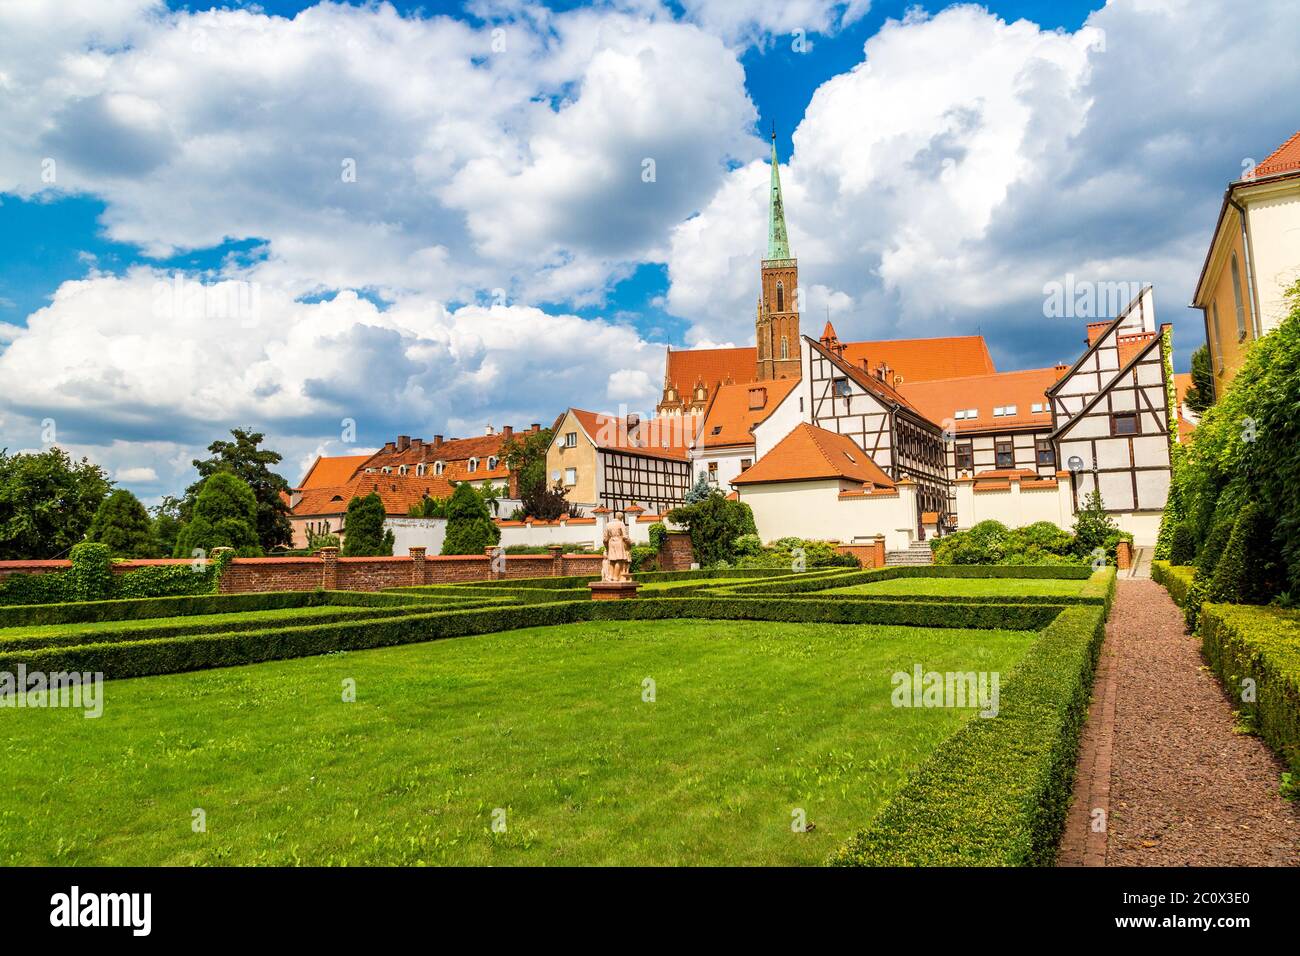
left=87, top=488, right=158, bottom=557
left=341, top=492, right=395, bottom=557
left=174, top=472, right=262, bottom=557
left=68, top=542, right=113, bottom=602
left=441, top=483, right=500, bottom=555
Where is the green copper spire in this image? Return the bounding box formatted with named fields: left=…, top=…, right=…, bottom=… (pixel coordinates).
left=767, top=132, right=791, bottom=260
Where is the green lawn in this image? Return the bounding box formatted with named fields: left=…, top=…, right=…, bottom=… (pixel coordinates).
left=0, top=618, right=1033, bottom=866
left=824, top=577, right=1089, bottom=598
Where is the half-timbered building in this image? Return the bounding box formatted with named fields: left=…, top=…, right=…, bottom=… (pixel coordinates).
left=547, top=408, right=695, bottom=514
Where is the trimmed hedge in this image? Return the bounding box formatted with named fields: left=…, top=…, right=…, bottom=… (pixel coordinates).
left=0, top=588, right=492, bottom=629
left=0, top=603, right=430, bottom=652
left=1151, top=561, right=1195, bottom=608
left=1199, top=603, right=1300, bottom=784
left=717, top=564, right=1095, bottom=598
left=828, top=605, right=1108, bottom=865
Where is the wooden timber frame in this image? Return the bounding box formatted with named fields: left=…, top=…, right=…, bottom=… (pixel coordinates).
left=597, top=447, right=691, bottom=514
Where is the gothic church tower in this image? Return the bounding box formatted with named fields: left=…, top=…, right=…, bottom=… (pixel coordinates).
left=756, top=132, right=800, bottom=381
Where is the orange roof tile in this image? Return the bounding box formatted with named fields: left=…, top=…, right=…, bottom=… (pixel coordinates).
left=1249, top=130, right=1300, bottom=180
left=663, top=347, right=757, bottom=393
left=297, top=454, right=371, bottom=489
left=570, top=409, right=700, bottom=461
left=899, top=367, right=1061, bottom=433
left=732, top=424, right=895, bottom=487
left=698, top=378, right=799, bottom=448
left=293, top=473, right=457, bottom=517
left=1173, top=372, right=1193, bottom=405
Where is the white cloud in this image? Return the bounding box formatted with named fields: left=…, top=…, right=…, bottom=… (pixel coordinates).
left=665, top=0, right=1300, bottom=368
left=115, top=466, right=158, bottom=483
left=680, top=0, right=871, bottom=48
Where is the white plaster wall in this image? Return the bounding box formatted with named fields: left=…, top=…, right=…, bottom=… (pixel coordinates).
left=951, top=479, right=1074, bottom=531
left=738, top=480, right=916, bottom=550
left=1111, top=510, right=1163, bottom=546
left=753, top=383, right=807, bottom=460
left=1247, top=191, right=1300, bottom=332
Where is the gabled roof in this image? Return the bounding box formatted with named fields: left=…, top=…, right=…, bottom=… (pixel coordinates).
left=297, top=454, right=371, bottom=490
left=1251, top=129, right=1300, bottom=180
left=662, top=334, right=996, bottom=394
left=567, top=408, right=700, bottom=461
left=899, top=367, right=1062, bottom=433
left=293, top=473, right=457, bottom=517
left=732, top=423, right=895, bottom=487
left=1051, top=328, right=1166, bottom=441
left=697, top=379, right=799, bottom=448
left=808, top=335, right=924, bottom=416
left=1047, top=286, right=1153, bottom=398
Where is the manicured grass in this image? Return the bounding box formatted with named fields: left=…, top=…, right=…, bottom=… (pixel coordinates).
left=0, top=619, right=1033, bottom=866
left=825, top=577, right=1089, bottom=598
left=637, top=577, right=764, bottom=592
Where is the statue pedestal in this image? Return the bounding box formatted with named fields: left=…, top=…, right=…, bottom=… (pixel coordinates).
left=588, top=581, right=641, bottom=601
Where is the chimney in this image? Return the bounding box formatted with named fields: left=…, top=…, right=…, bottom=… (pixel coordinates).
left=530, top=423, right=541, bottom=433
left=502, top=425, right=513, bottom=439
left=411, top=438, right=422, bottom=449
left=397, top=435, right=410, bottom=451
left=433, top=435, right=444, bottom=448
left=1053, top=361, right=1069, bottom=375
left=382, top=441, right=395, bottom=453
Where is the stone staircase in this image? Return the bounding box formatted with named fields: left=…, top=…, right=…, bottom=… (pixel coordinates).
left=885, top=541, right=934, bottom=566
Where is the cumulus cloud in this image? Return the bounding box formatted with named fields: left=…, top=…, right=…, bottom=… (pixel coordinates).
left=680, top=0, right=871, bottom=48
left=665, top=0, right=1300, bottom=369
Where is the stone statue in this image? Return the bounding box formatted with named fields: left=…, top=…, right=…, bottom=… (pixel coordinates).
left=602, top=512, right=633, bottom=583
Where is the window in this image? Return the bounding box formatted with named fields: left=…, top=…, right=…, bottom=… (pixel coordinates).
left=740, top=458, right=752, bottom=472
left=955, top=442, right=973, bottom=471
left=1110, top=412, right=1139, bottom=436
left=1230, top=252, right=1247, bottom=340
left=780, top=336, right=789, bottom=360
left=954, top=408, right=978, bottom=420
left=434, top=461, right=445, bottom=476
left=833, top=377, right=851, bottom=398
left=415, top=463, right=426, bottom=476
left=995, top=440, right=1014, bottom=469
left=776, top=281, right=784, bottom=312
left=564, top=432, right=577, bottom=448
left=564, top=468, right=577, bottom=486
left=711, top=425, right=723, bottom=435
left=1031, top=402, right=1047, bottom=414
left=842, top=450, right=857, bottom=464
left=707, top=461, right=718, bottom=482
left=992, top=405, right=1018, bottom=418
left=398, top=465, right=408, bottom=475
left=1211, top=302, right=1225, bottom=374
left=487, top=456, right=498, bottom=471
left=381, top=466, right=392, bottom=474
left=468, top=457, right=478, bottom=473
left=1036, top=439, right=1055, bottom=467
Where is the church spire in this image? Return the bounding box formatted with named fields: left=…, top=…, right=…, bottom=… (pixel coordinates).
left=767, top=131, right=791, bottom=260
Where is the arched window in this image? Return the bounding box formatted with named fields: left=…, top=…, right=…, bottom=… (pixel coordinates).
left=434, top=461, right=445, bottom=476
left=468, top=457, right=479, bottom=473
left=780, top=336, right=789, bottom=359
left=488, top=456, right=498, bottom=471
left=416, top=463, right=426, bottom=477
left=776, top=281, right=784, bottom=312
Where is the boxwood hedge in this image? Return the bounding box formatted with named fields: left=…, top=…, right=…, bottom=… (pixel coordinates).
left=828, top=604, right=1108, bottom=866
left=1198, top=602, right=1300, bottom=784
left=1151, top=560, right=1196, bottom=608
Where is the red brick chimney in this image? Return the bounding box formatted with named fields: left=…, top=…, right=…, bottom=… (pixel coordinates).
left=433, top=435, right=443, bottom=448
left=397, top=435, right=410, bottom=451
left=502, top=425, right=513, bottom=439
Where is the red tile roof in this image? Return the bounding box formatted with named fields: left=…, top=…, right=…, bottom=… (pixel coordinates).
left=1249, top=130, right=1300, bottom=180
left=297, top=454, right=371, bottom=489
left=899, top=367, right=1062, bottom=433
left=360, top=432, right=514, bottom=481
left=293, top=473, right=456, bottom=517
left=662, top=334, right=997, bottom=394
left=732, top=423, right=895, bottom=487
left=698, top=378, right=799, bottom=448
left=570, top=408, right=700, bottom=461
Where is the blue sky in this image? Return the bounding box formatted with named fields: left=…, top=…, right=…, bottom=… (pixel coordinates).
left=0, top=0, right=1296, bottom=499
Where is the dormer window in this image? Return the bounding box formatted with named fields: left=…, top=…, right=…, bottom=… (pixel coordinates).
left=434, top=461, right=445, bottom=476
left=398, top=465, right=408, bottom=475
left=416, top=463, right=426, bottom=477
left=488, top=456, right=498, bottom=471
left=954, top=408, right=978, bottom=420
left=381, top=466, right=392, bottom=474
left=468, top=457, right=479, bottom=473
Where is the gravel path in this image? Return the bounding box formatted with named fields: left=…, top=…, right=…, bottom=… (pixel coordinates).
left=1060, top=579, right=1300, bottom=866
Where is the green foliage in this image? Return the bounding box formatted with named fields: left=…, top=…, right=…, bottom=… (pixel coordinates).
left=184, top=428, right=292, bottom=552
left=683, top=473, right=713, bottom=504
left=68, top=542, right=113, bottom=602
left=828, top=606, right=1107, bottom=866
left=1207, top=503, right=1281, bottom=606
left=306, top=531, right=341, bottom=550
left=932, top=520, right=1086, bottom=566
left=629, top=544, right=657, bottom=572
left=149, top=495, right=184, bottom=559
left=0, top=446, right=111, bottom=559
left=441, top=482, right=500, bottom=555
left=1184, top=343, right=1215, bottom=413
left=340, top=492, right=394, bottom=557
left=647, top=521, right=668, bottom=552
left=1171, top=283, right=1300, bottom=601
left=667, top=490, right=757, bottom=567
left=1183, top=517, right=1235, bottom=632
left=1167, top=520, right=1197, bottom=567
left=1199, top=603, right=1300, bottom=786
left=87, top=489, right=158, bottom=557
left=499, top=426, right=553, bottom=499
left=1071, top=490, right=1122, bottom=559
left=1151, top=560, right=1196, bottom=608
left=730, top=536, right=857, bottom=570
left=174, top=472, right=262, bottom=557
